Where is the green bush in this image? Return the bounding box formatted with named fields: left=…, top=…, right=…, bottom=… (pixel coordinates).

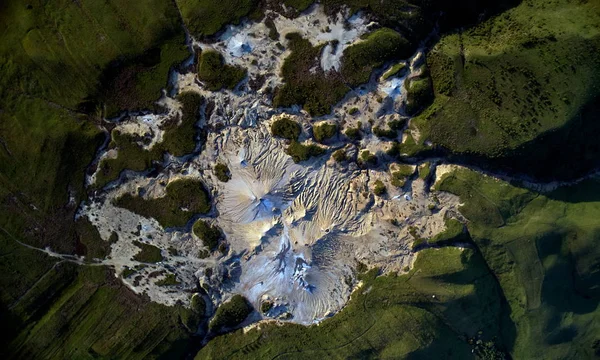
left=260, top=301, right=274, bottom=313
left=214, top=163, right=231, bottom=182
left=271, top=117, right=301, bottom=141
left=345, top=127, right=362, bottom=141
left=348, top=107, right=359, bottom=115
left=286, top=141, right=325, bottom=163
left=198, top=50, right=247, bottom=91
left=373, top=180, right=386, bottom=196
left=132, top=240, right=163, bottom=263
left=312, top=123, right=338, bottom=142
left=332, top=149, right=347, bottom=162
left=405, top=77, right=433, bottom=116
left=372, top=126, right=397, bottom=139
left=341, top=28, right=412, bottom=87
left=193, top=220, right=223, bottom=251
left=359, top=150, right=378, bottom=166
left=114, top=179, right=211, bottom=228
left=209, top=295, right=253, bottom=332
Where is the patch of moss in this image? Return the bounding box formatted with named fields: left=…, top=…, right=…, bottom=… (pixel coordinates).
left=382, top=62, right=407, bottom=80
left=198, top=50, right=247, bottom=91
left=344, top=127, right=362, bottom=141
left=405, top=76, right=433, bottom=116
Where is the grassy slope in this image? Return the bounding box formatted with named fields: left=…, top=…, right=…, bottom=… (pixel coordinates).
left=197, top=247, right=511, bottom=359
left=436, top=169, right=600, bottom=359
left=177, top=0, right=257, bottom=38
left=413, top=0, right=600, bottom=158
left=0, top=1, right=201, bottom=357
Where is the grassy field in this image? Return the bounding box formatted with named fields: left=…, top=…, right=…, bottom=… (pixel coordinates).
left=436, top=168, right=600, bottom=359
left=197, top=246, right=511, bottom=358
left=412, top=0, right=600, bottom=164
left=177, top=0, right=257, bottom=38
left=0, top=2, right=203, bottom=357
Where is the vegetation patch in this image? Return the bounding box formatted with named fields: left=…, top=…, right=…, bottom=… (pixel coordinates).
left=273, top=33, right=349, bottom=116
left=381, top=62, right=407, bottom=80
left=193, top=220, right=223, bottom=251
left=114, top=179, right=211, bottom=228
left=95, top=92, right=203, bottom=187
left=132, top=240, right=163, bottom=263
left=271, top=117, right=302, bottom=141
left=177, top=0, right=257, bottom=38
left=214, top=163, right=231, bottom=182
left=332, top=149, right=347, bottom=162
left=341, top=28, right=412, bottom=87
left=359, top=150, right=377, bottom=166
left=286, top=141, right=326, bottom=163
left=373, top=180, right=386, bottom=196
left=155, top=273, right=181, bottom=286
left=198, top=50, right=247, bottom=91
left=312, top=122, right=338, bottom=143
left=209, top=295, right=253, bottom=332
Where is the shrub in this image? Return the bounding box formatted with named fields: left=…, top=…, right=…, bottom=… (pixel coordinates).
left=260, top=300, right=273, bottom=313
left=373, top=180, right=386, bottom=196
left=198, top=50, right=247, bottom=91
left=214, top=163, right=231, bottom=182
left=348, top=107, right=359, bottom=115
left=155, top=273, right=180, bottom=286
left=271, top=117, right=301, bottom=141
left=332, top=149, right=347, bottom=162
left=132, top=240, right=163, bottom=263
left=193, top=220, right=223, bottom=251
left=313, top=122, right=338, bottom=142
left=209, top=295, right=253, bottom=332
left=372, top=126, right=397, bottom=139
left=345, top=127, right=362, bottom=140
left=286, top=141, right=325, bottom=163
left=405, top=77, right=433, bottom=116
left=359, top=150, right=378, bottom=166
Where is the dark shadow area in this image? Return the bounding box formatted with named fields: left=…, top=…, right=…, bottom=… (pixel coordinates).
left=452, top=96, right=600, bottom=182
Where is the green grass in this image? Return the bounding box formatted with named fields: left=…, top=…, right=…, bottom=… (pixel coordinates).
left=344, top=127, right=362, bottom=141
left=209, top=295, right=253, bottom=332
left=359, top=150, right=378, bottom=166
left=196, top=246, right=511, bottom=359
left=271, top=117, right=302, bottom=141
left=177, top=0, right=257, bottom=38
left=414, top=0, right=600, bottom=158
left=404, top=76, right=433, bottom=116
left=428, top=218, right=467, bottom=245
left=390, top=164, right=413, bottom=187
left=197, top=50, right=247, bottom=91
left=193, top=220, right=223, bottom=251
left=436, top=168, right=600, bottom=358
left=132, top=240, right=164, bottom=263
left=312, top=122, right=338, bottom=143
left=273, top=33, right=349, bottom=116
left=286, top=141, right=326, bottom=163
left=5, top=264, right=199, bottom=359
left=95, top=92, right=203, bottom=188
left=341, top=28, right=413, bottom=87
left=114, top=178, right=211, bottom=228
